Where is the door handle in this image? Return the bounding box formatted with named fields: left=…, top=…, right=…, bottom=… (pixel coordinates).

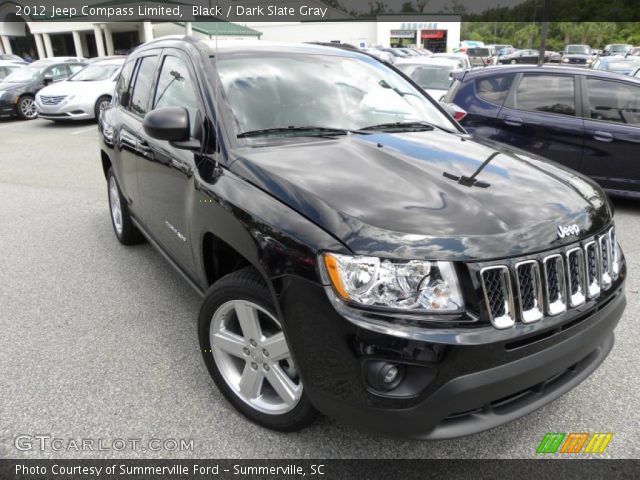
left=593, top=131, right=613, bottom=142
left=170, top=158, right=194, bottom=177
left=137, top=139, right=152, bottom=154
left=504, top=116, right=523, bottom=127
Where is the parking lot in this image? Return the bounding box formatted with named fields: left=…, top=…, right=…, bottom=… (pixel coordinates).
left=0, top=116, right=639, bottom=459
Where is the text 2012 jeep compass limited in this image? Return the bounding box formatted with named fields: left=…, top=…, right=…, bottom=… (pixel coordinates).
left=98, top=37, right=626, bottom=439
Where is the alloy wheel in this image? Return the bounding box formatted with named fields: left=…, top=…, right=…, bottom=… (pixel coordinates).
left=210, top=300, right=302, bottom=414
left=20, top=98, right=37, bottom=119
left=108, top=176, right=123, bottom=235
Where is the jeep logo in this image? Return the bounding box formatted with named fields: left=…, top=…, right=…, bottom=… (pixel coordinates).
left=557, top=224, right=580, bottom=239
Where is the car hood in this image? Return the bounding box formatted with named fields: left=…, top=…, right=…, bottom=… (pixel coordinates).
left=37, top=79, right=115, bottom=98
left=0, top=81, right=30, bottom=92
left=229, top=131, right=611, bottom=261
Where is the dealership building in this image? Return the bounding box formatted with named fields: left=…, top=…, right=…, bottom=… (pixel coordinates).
left=0, top=0, right=460, bottom=60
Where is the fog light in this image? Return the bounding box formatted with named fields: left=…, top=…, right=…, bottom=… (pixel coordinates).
left=365, top=360, right=405, bottom=392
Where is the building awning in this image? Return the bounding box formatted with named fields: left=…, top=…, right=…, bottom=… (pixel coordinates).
left=186, top=21, right=262, bottom=37
left=421, top=30, right=445, bottom=40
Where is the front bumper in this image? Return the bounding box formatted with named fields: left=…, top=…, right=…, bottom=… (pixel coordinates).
left=36, top=97, right=94, bottom=120
left=0, top=95, right=17, bottom=116
left=278, top=270, right=625, bottom=439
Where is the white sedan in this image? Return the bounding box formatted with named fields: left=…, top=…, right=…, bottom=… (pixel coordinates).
left=394, top=58, right=462, bottom=101
left=36, top=58, right=124, bottom=121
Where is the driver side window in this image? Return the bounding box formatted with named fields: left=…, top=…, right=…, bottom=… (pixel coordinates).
left=153, top=55, right=200, bottom=135
left=46, top=65, right=68, bottom=81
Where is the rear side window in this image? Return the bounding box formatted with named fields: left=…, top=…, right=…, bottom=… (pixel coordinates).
left=129, top=56, right=158, bottom=118
left=114, top=59, right=135, bottom=107
left=475, top=74, right=514, bottom=105
left=443, top=79, right=462, bottom=103
left=508, top=74, right=575, bottom=116
left=586, top=78, right=640, bottom=126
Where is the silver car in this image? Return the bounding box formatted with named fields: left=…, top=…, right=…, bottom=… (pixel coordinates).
left=36, top=58, right=124, bottom=121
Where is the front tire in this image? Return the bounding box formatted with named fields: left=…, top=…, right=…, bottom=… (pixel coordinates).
left=17, top=95, right=38, bottom=120
left=510, top=59, right=517, bottom=64
left=94, top=96, right=111, bottom=120
left=198, top=267, right=317, bottom=431
left=107, top=168, right=143, bottom=245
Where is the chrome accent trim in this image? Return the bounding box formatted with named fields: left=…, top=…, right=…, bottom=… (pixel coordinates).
left=583, top=240, right=601, bottom=299
left=514, top=260, right=543, bottom=324
left=609, top=227, right=620, bottom=280
left=599, top=233, right=612, bottom=290
left=565, top=247, right=586, bottom=307
left=542, top=254, right=567, bottom=316
left=480, top=266, right=515, bottom=329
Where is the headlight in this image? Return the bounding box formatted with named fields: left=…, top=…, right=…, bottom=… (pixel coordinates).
left=587, top=58, right=593, bottom=64
left=322, top=253, right=464, bottom=312
left=62, top=95, right=76, bottom=104
left=562, top=58, right=570, bottom=63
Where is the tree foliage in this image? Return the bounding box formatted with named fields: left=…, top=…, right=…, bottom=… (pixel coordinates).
left=461, top=22, right=640, bottom=50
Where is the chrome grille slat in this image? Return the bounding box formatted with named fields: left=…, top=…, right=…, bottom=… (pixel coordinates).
left=609, top=227, right=620, bottom=280
left=543, top=254, right=567, bottom=316
left=480, top=266, right=515, bottom=329
left=584, top=241, right=600, bottom=299
left=566, top=248, right=586, bottom=307
left=599, top=233, right=612, bottom=290
left=515, top=260, right=543, bottom=324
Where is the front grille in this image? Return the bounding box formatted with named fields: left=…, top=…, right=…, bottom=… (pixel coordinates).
left=478, top=226, right=617, bottom=329
left=40, top=95, right=66, bottom=105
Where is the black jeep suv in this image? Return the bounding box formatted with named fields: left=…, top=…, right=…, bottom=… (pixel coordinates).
left=98, top=37, right=626, bottom=439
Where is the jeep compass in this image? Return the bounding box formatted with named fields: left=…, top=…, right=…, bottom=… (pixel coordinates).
left=98, top=37, right=626, bottom=439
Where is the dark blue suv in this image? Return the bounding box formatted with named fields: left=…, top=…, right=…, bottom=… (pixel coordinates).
left=445, top=65, right=640, bottom=199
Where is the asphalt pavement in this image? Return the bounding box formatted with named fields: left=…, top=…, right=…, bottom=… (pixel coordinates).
left=1, top=117, right=639, bottom=459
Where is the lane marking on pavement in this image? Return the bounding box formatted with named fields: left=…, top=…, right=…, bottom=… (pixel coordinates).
left=71, top=126, right=96, bottom=135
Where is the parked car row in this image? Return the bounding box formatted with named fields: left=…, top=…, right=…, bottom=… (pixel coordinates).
left=0, top=56, right=123, bottom=121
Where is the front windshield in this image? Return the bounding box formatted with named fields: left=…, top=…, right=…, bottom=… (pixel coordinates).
left=3, top=66, right=43, bottom=83
left=611, top=45, right=631, bottom=53
left=566, top=45, right=590, bottom=54
left=396, top=63, right=452, bottom=90
left=70, top=64, right=120, bottom=81
left=215, top=52, right=456, bottom=139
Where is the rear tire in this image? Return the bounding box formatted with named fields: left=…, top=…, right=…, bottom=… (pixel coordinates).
left=107, top=168, right=143, bottom=245
left=94, top=96, right=111, bottom=120
left=198, top=267, right=318, bottom=431
left=17, top=95, right=38, bottom=120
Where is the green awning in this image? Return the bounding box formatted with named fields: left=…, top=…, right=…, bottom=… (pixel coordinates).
left=186, top=22, right=262, bottom=37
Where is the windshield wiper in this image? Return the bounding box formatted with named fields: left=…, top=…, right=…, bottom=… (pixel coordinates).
left=237, top=126, right=353, bottom=138
left=359, top=121, right=436, bottom=132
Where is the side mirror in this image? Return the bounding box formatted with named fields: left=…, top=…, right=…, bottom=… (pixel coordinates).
left=143, top=106, right=190, bottom=142
left=119, top=91, right=130, bottom=107
left=43, top=75, right=53, bottom=85
left=143, top=106, right=202, bottom=151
